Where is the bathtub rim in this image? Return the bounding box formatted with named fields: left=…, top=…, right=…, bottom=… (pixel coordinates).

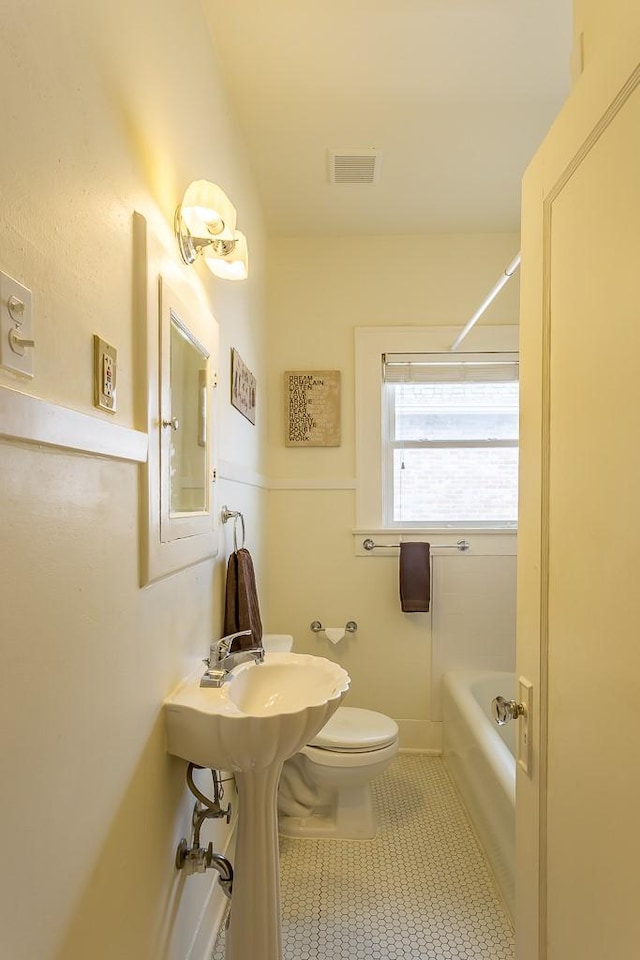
left=441, top=669, right=516, bottom=808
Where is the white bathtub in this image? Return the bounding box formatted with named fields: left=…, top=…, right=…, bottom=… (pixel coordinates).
left=442, top=670, right=515, bottom=919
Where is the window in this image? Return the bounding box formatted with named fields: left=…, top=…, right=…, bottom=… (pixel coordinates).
left=355, top=326, right=519, bottom=533
left=383, top=353, right=518, bottom=527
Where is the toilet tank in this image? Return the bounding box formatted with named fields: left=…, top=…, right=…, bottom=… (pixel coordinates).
left=262, top=633, right=294, bottom=653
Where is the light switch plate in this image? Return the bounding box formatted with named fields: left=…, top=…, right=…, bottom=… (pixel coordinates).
left=93, top=335, right=117, bottom=412
left=517, top=676, right=533, bottom=776
left=0, top=271, right=34, bottom=378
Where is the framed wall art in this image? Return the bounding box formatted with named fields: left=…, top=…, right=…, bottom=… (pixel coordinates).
left=231, top=348, right=256, bottom=424
left=285, top=370, right=341, bottom=446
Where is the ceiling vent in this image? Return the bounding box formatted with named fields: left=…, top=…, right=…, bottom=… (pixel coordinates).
left=328, top=149, right=381, bottom=184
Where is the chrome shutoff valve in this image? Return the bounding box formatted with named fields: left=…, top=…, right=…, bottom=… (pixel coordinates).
left=176, top=839, right=208, bottom=875
left=175, top=839, right=234, bottom=896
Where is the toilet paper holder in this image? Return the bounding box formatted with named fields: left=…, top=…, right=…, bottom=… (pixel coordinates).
left=310, top=620, right=358, bottom=634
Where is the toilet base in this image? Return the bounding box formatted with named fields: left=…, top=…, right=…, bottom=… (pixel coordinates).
left=278, top=782, right=378, bottom=840
left=277, top=740, right=399, bottom=840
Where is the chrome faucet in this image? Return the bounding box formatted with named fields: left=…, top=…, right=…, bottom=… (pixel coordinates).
left=200, top=629, right=265, bottom=687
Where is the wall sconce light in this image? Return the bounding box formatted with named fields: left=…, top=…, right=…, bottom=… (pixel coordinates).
left=174, top=179, right=249, bottom=280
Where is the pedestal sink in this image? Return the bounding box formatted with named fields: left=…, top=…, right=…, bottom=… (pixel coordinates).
left=164, top=652, right=350, bottom=960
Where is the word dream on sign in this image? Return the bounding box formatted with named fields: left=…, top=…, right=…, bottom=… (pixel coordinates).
left=285, top=371, right=341, bottom=447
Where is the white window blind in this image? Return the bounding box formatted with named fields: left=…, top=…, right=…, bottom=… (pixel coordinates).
left=383, top=352, right=519, bottom=384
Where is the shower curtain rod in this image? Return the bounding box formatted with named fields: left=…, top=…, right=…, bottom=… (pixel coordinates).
left=449, top=252, right=521, bottom=352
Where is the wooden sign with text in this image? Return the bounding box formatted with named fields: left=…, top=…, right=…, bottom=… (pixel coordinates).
left=285, top=370, right=341, bottom=446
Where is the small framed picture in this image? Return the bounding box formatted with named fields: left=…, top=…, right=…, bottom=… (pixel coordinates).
left=231, top=348, right=256, bottom=424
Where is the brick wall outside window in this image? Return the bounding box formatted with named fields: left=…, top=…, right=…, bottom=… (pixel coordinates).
left=390, top=381, right=518, bottom=523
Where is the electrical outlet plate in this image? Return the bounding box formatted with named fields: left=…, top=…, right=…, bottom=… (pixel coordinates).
left=93, top=335, right=117, bottom=413
left=0, top=271, right=34, bottom=378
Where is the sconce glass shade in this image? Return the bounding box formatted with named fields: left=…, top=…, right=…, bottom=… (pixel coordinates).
left=204, top=230, right=249, bottom=281
left=175, top=180, right=238, bottom=265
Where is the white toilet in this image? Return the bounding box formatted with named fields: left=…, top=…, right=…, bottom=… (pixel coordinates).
left=263, top=634, right=399, bottom=840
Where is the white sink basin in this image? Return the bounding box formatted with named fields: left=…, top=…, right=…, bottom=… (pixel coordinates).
left=228, top=655, right=348, bottom=716
left=164, top=652, right=350, bottom=770
left=164, top=650, right=350, bottom=960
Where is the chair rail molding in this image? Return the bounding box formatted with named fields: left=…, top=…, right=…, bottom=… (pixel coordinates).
left=0, top=385, right=148, bottom=462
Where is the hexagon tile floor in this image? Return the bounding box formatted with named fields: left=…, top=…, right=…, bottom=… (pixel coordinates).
left=211, top=753, right=514, bottom=959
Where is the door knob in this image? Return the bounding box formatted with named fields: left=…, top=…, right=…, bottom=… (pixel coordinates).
left=491, top=695, right=526, bottom=726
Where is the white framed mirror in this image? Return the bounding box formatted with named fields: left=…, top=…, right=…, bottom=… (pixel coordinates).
left=137, top=211, right=220, bottom=584
left=168, top=319, right=208, bottom=514
left=160, top=283, right=212, bottom=542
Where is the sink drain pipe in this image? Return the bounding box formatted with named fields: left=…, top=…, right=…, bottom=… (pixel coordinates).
left=175, top=763, right=234, bottom=898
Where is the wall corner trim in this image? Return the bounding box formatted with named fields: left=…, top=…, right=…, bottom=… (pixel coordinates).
left=218, top=458, right=268, bottom=489
left=268, top=477, right=356, bottom=490
left=217, top=459, right=355, bottom=491
left=0, top=385, right=148, bottom=462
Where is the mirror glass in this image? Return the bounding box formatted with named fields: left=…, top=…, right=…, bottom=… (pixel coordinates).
left=169, top=313, right=209, bottom=514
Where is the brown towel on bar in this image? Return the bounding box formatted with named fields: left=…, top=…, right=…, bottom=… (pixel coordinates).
left=223, top=547, right=263, bottom=650
left=399, top=542, right=431, bottom=612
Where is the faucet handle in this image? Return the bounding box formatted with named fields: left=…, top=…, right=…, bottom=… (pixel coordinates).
left=215, top=629, right=253, bottom=660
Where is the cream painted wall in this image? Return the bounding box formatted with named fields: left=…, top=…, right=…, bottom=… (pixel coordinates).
left=264, top=235, right=519, bottom=749
left=0, top=2, right=267, bottom=959
left=573, top=0, right=640, bottom=77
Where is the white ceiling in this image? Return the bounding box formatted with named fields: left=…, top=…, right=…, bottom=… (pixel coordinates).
left=204, top=1, right=573, bottom=238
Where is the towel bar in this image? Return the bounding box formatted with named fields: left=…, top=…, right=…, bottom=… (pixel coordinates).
left=362, top=538, right=470, bottom=552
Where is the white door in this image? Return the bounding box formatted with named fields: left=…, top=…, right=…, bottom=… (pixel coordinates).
left=516, top=35, right=640, bottom=960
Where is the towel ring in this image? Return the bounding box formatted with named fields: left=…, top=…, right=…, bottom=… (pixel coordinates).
left=221, top=506, right=246, bottom=552
left=233, top=513, right=245, bottom=552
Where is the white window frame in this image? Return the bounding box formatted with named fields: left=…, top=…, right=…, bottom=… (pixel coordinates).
left=355, top=325, right=519, bottom=533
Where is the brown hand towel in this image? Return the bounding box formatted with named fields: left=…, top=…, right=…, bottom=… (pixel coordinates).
left=223, top=547, right=263, bottom=649
left=399, top=542, right=431, bottom=612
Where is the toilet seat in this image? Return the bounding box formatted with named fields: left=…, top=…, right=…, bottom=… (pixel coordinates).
left=309, top=707, right=399, bottom=753
left=300, top=738, right=399, bottom=769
